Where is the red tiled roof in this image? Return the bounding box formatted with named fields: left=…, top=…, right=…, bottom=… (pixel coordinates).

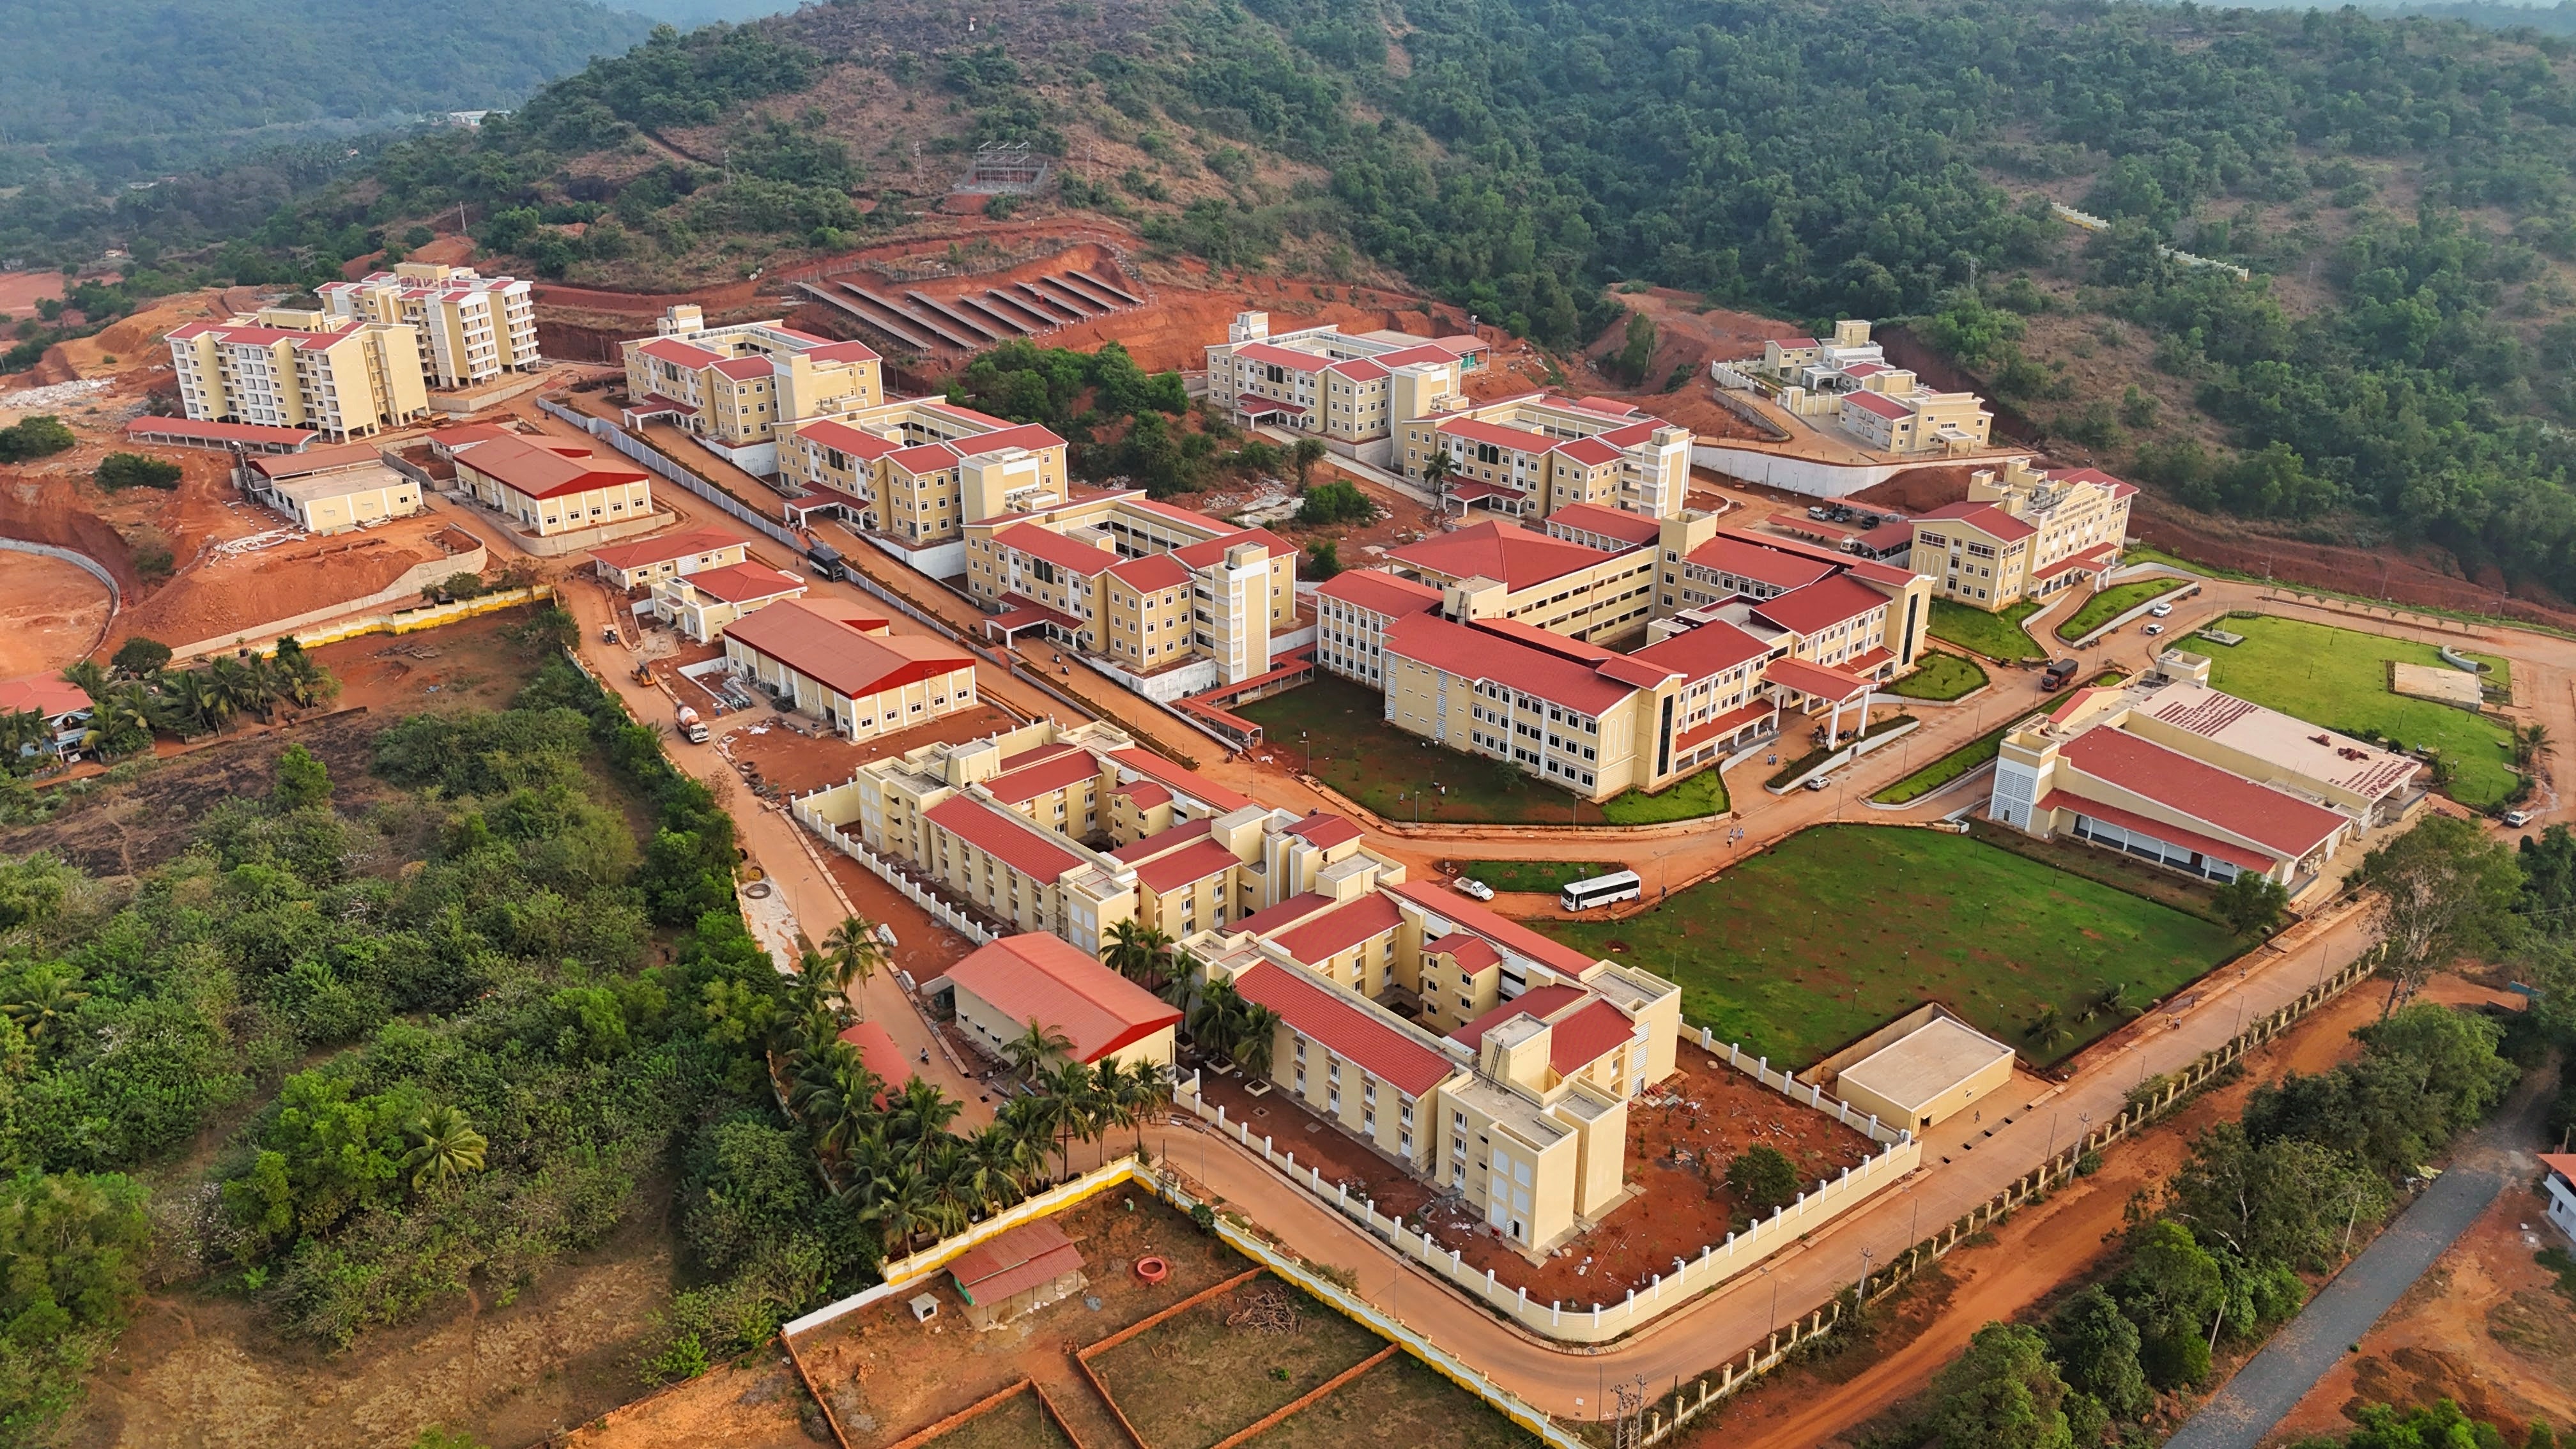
left=2542, top=1153, right=2576, bottom=1186
left=0, top=675, right=90, bottom=718
left=710, top=356, right=771, bottom=381
left=1232, top=891, right=1338, bottom=940
left=249, top=442, right=382, bottom=479
left=1844, top=391, right=1913, bottom=422
left=958, top=422, right=1068, bottom=457
left=953, top=1225, right=1094, bottom=1300
left=889, top=442, right=962, bottom=473
left=1107, top=817, right=1213, bottom=863
left=1673, top=700, right=1775, bottom=751
left=985, top=747, right=1101, bottom=805
left=793, top=418, right=904, bottom=460
left=1632, top=618, right=1772, bottom=679
left=1386, top=521, right=1612, bottom=592
left=1381, top=613, right=1637, bottom=715
left=1134, top=838, right=1243, bottom=895
left=2032, top=542, right=2119, bottom=581
left=2059, top=728, right=2349, bottom=859
left=1271, top=893, right=1402, bottom=965
left=1709, top=525, right=1916, bottom=590
left=1236, top=399, right=1308, bottom=418
left=1316, top=569, right=1443, bottom=618
left=1234, top=341, right=1328, bottom=371
left=1917, top=501, right=2035, bottom=543
left=427, top=422, right=512, bottom=448
left=590, top=526, right=747, bottom=572
left=949, top=1219, right=1084, bottom=1304
left=1324, top=356, right=1388, bottom=381
left=676, top=561, right=804, bottom=604
left=1557, top=436, right=1624, bottom=468
left=1110, top=748, right=1255, bottom=812
left=638, top=337, right=726, bottom=369
left=1170, top=527, right=1289, bottom=569
left=1442, top=480, right=1524, bottom=503
left=1284, top=811, right=1363, bottom=848
left=1566, top=396, right=1641, bottom=418
left=1000, top=741, right=1085, bottom=772
left=1763, top=656, right=1874, bottom=701
left=1107, top=552, right=1191, bottom=593
left=1683, top=536, right=1838, bottom=592
left=1450, top=985, right=1583, bottom=1052
left=1382, top=878, right=1602, bottom=981
left=2034, top=789, right=2277, bottom=873
left=1549, top=999, right=1637, bottom=1074
left=996, top=522, right=1119, bottom=578
left=1545, top=502, right=1659, bottom=547
left=1115, top=780, right=1173, bottom=809
left=1752, top=575, right=1890, bottom=637
left=454, top=433, right=650, bottom=501
left=942, top=933, right=1179, bottom=1063
left=802, top=339, right=881, bottom=364
left=1423, top=932, right=1502, bottom=973
left=1374, top=343, right=1464, bottom=368
left=1439, top=417, right=1553, bottom=454
left=834, top=1020, right=916, bottom=1105
left=723, top=600, right=970, bottom=702
left=1230, top=963, right=1455, bottom=1097
left=123, top=417, right=315, bottom=446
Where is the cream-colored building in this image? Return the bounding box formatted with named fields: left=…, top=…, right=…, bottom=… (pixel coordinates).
left=1381, top=519, right=1659, bottom=645
left=317, top=264, right=540, bottom=391
left=933, top=932, right=1181, bottom=1074
left=1832, top=1016, right=2016, bottom=1133
left=588, top=527, right=753, bottom=591
left=165, top=308, right=430, bottom=441
left=622, top=305, right=884, bottom=476
left=1837, top=379, right=1993, bottom=456
left=1739, top=319, right=1994, bottom=459
left=1397, top=394, right=1695, bottom=520
left=963, top=492, right=1296, bottom=687
left=447, top=433, right=653, bottom=537
left=241, top=445, right=422, bottom=534
left=1205, top=312, right=1483, bottom=446
left=1993, top=654, right=2422, bottom=891
left=721, top=600, right=977, bottom=743
left=779, top=401, right=1068, bottom=545
left=1910, top=459, right=2136, bottom=611
left=650, top=560, right=807, bottom=642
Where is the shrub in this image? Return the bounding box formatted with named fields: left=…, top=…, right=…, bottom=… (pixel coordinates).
left=94, top=452, right=183, bottom=491
left=0, top=415, right=76, bottom=462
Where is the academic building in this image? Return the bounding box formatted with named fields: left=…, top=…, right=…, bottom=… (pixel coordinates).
left=1908, top=459, right=2136, bottom=611
left=1204, top=312, right=1485, bottom=446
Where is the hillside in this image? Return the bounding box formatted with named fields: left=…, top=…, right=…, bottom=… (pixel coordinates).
left=39, top=0, right=2576, bottom=610
left=0, top=0, right=653, bottom=186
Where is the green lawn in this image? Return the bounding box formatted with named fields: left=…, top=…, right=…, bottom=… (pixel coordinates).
left=1929, top=598, right=2046, bottom=662
left=1538, top=825, right=2242, bottom=1068
left=1887, top=651, right=1989, bottom=701
left=1233, top=674, right=1722, bottom=825
left=2193, top=615, right=2518, bottom=808
left=1869, top=720, right=2014, bottom=805
left=2055, top=579, right=2188, bottom=640
left=1463, top=860, right=1603, bottom=894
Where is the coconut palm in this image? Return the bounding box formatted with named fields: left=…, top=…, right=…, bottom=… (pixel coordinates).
left=787, top=953, right=850, bottom=1028
left=1038, top=1059, right=1106, bottom=1176
left=1420, top=448, right=1452, bottom=495
left=862, top=1160, right=945, bottom=1254
left=2515, top=722, right=2552, bottom=769
left=80, top=683, right=155, bottom=757
left=399, top=1105, right=489, bottom=1193
left=790, top=1041, right=885, bottom=1167
left=59, top=660, right=108, bottom=702
left=1004, top=1017, right=1074, bottom=1085
left=960, top=1121, right=1042, bottom=1211
left=1103, top=919, right=1174, bottom=988
left=2, top=966, right=89, bottom=1045
left=884, top=1077, right=962, bottom=1170
left=820, top=914, right=889, bottom=1019
left=160, top=668, right=231, bottom=737
left=209, top=655, right=275, bottom=723
left=0, top=709, right=47, bottom=769
left=1230, top=1003, right=1281, bottom=1076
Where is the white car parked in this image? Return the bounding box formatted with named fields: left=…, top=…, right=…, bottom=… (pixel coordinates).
left=1455, top=877, right=1496, bottom=900
left=2148, top=601, right=2175, bottom=617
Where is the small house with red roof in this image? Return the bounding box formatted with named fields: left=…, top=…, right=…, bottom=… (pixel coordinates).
left=588, top=526, right=753, bottom=591
left=450, top=433, right=655, bottom=538
left=945, top=1218, right=1088, bottom=1330
left=721, top=600, right=974, bottom=742
left=0, top=674, right=94, bottom=763
left=929, top=932, right=1181, bottom=1073
left=650, top=560, right=809, bottom=641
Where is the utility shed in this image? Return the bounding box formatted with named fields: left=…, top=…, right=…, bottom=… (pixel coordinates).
left=946, top=1218, right=1087, bottom=1330
left=1832, top=1015, right=2015, bottom=1133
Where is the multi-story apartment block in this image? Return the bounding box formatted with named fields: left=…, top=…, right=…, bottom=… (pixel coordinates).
left=445, top=433, right=654, bottom=537
left=795, top=717, right=1682, bottom=1255
left=1734, top=319, right=1993, bottom=459
left=1204, top=312, right=1483, bottom=447
left=1380, top=519, right=1659, bottom=645
left=317, top=264, right=541, bottom=391
left=165, top=308, right=431, bottom=441
left=1313, top=569, right=1445, bottom=687
left=1395, top=394, right=1696, bottom=521
left=779, top=400, right=1068, bottom=548
left=959, top=491, right=1298, bottom=689
left=621, top=305, right=884, bottom=475
left=1909, top=458, right=2136, bottom=611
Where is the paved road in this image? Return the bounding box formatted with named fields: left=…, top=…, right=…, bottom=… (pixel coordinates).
left=2163, top=1077, right=2549, bottom=1449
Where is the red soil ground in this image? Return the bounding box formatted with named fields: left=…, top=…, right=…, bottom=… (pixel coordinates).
left=0, top=553, right=112, bottom=678
left=0, top=270, right=67, bottom=317
left=1191, top=1042, right=1871, bottom=1306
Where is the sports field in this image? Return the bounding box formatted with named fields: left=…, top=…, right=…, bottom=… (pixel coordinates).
left=1540, top=825, right=2241, bottom=1067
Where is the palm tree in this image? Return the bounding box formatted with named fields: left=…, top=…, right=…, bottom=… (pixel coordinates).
left=210, top=656, right=275, bottom=724
left=1119, top=1060, right=1172, bottom=1152
left=787, top=954, right=849, bottom=1029
left=1158, top=949, right=1205, bottom=1014
left=400, top=1105, right=489, bottom=1192
left=1039, top=1059, right=1105, bottom=1177
left=918, top=1135, right=976, bottom=1238
left=80, top=683, right=154, bottom=757
left=884, top=1077, right=962, bottom=1170
left=270, top=637, right=330, bottom=709
left=820, top=914, right=889, bottom=1019
left=1420, top=448, right=1453, bottom=496
left=1230, top=1004, right=1281, bottom=1077
left=1004, top=1017, right=1075, bottom=1085
left=863, top=1161, right=945, bottom=1255
left=790, top=1041, right=885, bottom=1167
left=961, top=1122, right=1041, bottom=1212
left=0, top=709, right=47, bottom=769
left=1103, top=919, right=1174, bottom=988
left=162, top=668, right=231, bottom=737
left=59, top=660, right=108, bottom=702
left=2515, top=722, right=2552, bottom=770
left=2, top=966, right=89, bottom=1045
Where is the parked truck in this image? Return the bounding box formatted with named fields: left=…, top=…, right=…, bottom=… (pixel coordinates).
left=2039, top=657, right=2082, bottom=692
left=675, top=705, right=710, bottom=744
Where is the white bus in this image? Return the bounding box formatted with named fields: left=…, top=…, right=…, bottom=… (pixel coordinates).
left=1560, top=869, right=1643, bottom=912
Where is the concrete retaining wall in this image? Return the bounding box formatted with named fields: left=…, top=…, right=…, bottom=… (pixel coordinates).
left=166, top=540, right=496, bottom=661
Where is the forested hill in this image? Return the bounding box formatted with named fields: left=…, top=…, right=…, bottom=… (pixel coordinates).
left=47, top=0, right=2576, bottom=598
left=0, top=0, right=654, bottom=184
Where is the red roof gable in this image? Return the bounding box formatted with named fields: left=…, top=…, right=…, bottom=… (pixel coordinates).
left=1110, top=748, right=1255, bottom=812
left=589, top=526, right=747, bottom=572
left=1449, top=985, right=1582, bottom=1051
left=2060, top=728, right=2349, bottom=859
left=2035, top=790, right=2277, bottom=873
left=1383, top=879, right=1603, bottom=981
left=794, top=418, right=904, bottom=460
left=1271, top=893, right=1403, bottom=965
left=1231, top=891, right=1338, bottom=940
left=1632, top=618, right=1772, bottom=678
left=455, top=434, right=650, bottom=501
left=1108, top=817, right=1213, bottom=863
left=723, top=601, right=970, bottom=703
left=1844, top=391, right=1913, bottom=422
left=942, top=933, right=1180, bottom=1063
left=1232, top=341, right=1328, bottom=372
left=1284, top=811, right=1363, bottom=848
left=1231, top=963, right=1456, bottom=1097
left=1751, top=575, right=1890, bottom=637
left=677, top=562, right=804, bottom=604
left=1918, top=501, right=2035, bottom=542
left=1386, top=521, right=1611, bottom=592
left=1381, top=613, right=1637, bottom=714
left=1423, top=931, right=1502, bottom=972
left=1554, top=436, right=1623, bottom=468
left=834, top=1020, right=916, bottom=1105
left=958, top=422, right=1068, bottom=457
left=1315, top=569, right=1444, bottom=618
left=1545, top=502, right=1659, bottom=547
left=1134, top=838, right=1243, bottom=895
left=1683, top=536, right=1838, bottom=592
left=638, top=337, right=726, bottom=369
left=995, top=522, right=1119, bottom=577
left=947, top=1218, right=1082, bottom=1303
left=985, top=747, right=1102, bottom=804
left=0, top=675, right=90, bottom=718
left=1107, top=552, right=1192, bottom=593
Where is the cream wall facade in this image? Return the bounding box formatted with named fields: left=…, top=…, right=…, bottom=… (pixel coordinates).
left=262, top=473, right=422, bottom=534
left=319, top=264, right=540, bottom=390
left=623, top=305, right=884, bottom=466
left=779, top=399, right=1068, bottom=542
left=723, top=637, right=978, bottom=744
left=458, top=464, right=654, bottom=537
left=167, top=309, right=431, bottom=441
left=1396, top=395, right=1695, bottom=521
